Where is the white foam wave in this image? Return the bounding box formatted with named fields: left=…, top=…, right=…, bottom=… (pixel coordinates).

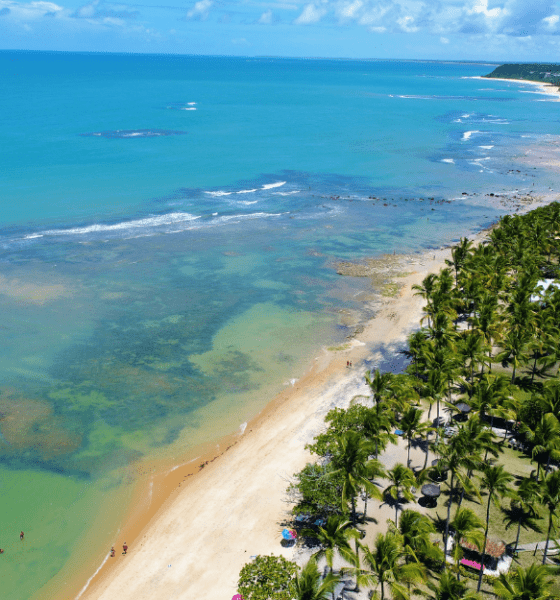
left=74, top=552, right=111, bottom=599
left=239, top=200, right=258, bottom=205
left=261, top=181, right=286, bottom=190
left=273, top=190, right=301, bottom=196
left=236, top=189, right=258, bottom=194
left=239, top=422, right=247, bottom=435
left=42, top=212, right=200, bottom=237
left=181, top=107, right=197, bottom=111
left=398, top=95, right=433, bottom=100
left=441, top=158, right=455, bottom=164
left=479, top=145, right=494, bottom=149
left=187, top=102, right=197, bottom=105
left=213, top=212, right=282, bottom=224
left=206, top=190, right=232, bottom=197
left=121, top=132, right=143, bottom=137
left=23, top=233, right=44, bottom=239
left=462, top=130, right=480, bottom=141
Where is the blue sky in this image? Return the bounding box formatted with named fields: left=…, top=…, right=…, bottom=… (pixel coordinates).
left=1, top=0, right=560, bottom=59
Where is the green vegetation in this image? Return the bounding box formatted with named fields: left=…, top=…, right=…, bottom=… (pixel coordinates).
left=485, top=64, right=560, bottom=87
left=238, top=202, right=560, bottom=598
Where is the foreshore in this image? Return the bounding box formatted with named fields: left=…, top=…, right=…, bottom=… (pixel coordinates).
left=474, top=75, right=560, bottom=101
left=70, top=236, right=478, bottom=600
left=69, top=195, right=554, bottom=600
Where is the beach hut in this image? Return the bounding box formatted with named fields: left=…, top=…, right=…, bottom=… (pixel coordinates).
left=459, top=538, right=507, bottom=574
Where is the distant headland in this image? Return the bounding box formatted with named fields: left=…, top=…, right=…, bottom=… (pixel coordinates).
left=485, top=63, right=560, bottom=88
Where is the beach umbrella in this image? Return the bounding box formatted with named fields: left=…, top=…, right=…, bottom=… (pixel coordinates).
left=232, top=595, right=244, bottom=600
left=281, top=528, right=297, bottom=541
left=455, top=402, right=471, bottom=414
left=421, top=483, right=441, bottom=498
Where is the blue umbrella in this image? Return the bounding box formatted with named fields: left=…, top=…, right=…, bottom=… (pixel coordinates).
left=282, top=528, right=297, bottom=540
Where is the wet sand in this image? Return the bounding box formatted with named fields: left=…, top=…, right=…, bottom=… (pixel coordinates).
left=64, top=192, right=556, bottom=600
left=474, top=75, right=560, bottom=101
left=71, top=239, right=471, bottom=600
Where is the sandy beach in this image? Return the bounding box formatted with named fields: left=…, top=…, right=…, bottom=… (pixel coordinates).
left=47, top=186, right=554, bottom=600
left=70, top=238, right=471, bottom=600
left=474, top=75, right=560, bottom=101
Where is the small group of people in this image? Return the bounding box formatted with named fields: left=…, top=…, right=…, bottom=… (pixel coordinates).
left=346, top=360, right=353, bottom=367
left=110, top=542, right=128, bottom=557
left=1, top=531, right=25, bottom=554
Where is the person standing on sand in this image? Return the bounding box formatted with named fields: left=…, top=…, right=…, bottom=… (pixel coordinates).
left=110, top=547, right=115, bottom=558
left=20, top=531, right=24, bottom=541
left=123, top=542, right=128, bottom=555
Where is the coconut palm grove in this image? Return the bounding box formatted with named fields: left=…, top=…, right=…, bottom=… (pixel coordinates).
left=236, top=202, right=560, bottom=599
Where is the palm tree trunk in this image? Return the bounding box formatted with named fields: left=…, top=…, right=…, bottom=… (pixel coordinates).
left=477, top=496, right=492, bottom=592
left=515, top=520, right=521, bottom=554
left=542, top=511, right=554, bottom=565
left=444, top=471, right=455, bottom=554
left=363, top=493, right=368, bottom=523
left=407, top=438, right=411, bottom=468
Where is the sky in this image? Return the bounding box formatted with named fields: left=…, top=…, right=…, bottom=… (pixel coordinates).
left=1, top=0, right=560, bottom=60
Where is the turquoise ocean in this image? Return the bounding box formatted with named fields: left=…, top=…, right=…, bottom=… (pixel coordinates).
left=1, top=52, right=560, bottom=598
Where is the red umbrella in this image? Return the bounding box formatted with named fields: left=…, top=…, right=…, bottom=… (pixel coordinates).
left=232, top=595, right=244, bottom=600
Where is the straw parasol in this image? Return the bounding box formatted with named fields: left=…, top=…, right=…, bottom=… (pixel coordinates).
left=421, top=483, right=441, bottom=499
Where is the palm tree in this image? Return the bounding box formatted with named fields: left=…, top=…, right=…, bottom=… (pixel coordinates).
left=470, top=373, right=511, bottom=432
left=448, top=508, right=484, bottom=580
left=503, top=477, right=541, bottom=555
left=383, top=463, right=416, bottom=526
left=361, top=408, right=397, bottom=462
left=524, top=413, right=560, bottom=481
left=395, top=509, right=442, bottom=566
left=439, top=432, right=480, bottom=554
left=354, top=532, right=425, bottom=600
left=303, top=515, right=358, bottom=577
left=399, top=406, right=430, bottom=468
left=328, top=430, right=385, bottom=525
left=446, top=237, right=473, bottom=285
left=458, top=330, right=488, bottom=393
left=291, top=558, right=340, bottom=600
left=413, top=273, right=439, bottom=328
left=496, top=329, right=531, bottom=385
left=538, top=469, right=560, bottom=565
left=493, top=564, right=556, bottom=600
left=477, top=465, right=514, bottom=592
left=427, top=570, right=481, bottom=600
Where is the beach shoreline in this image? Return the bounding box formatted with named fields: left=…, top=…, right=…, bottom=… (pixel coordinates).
left=70, top=233, right=485, bottom=600
left=473, top=75, right=560, bottom=100
left=40, top=189, right=552, bottom=600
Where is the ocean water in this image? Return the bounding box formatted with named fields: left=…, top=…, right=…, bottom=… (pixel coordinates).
left=1, top=51, right=560, bottom=599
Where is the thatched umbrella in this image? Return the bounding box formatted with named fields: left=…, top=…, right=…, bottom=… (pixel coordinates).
left=421, top=483, right=441, bottom=499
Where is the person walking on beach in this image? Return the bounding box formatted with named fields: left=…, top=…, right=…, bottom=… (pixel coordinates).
left=110, top=547, right=115, bottom=558
left=123, top=542, right=128, bottom=555
left=20, top=531, right=24, bottom=541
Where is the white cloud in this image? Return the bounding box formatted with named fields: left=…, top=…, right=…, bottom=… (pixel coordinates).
left=231, top=36, right=249, bottom=44
left=186, top=0, right=212, bottom=20
left=294, top=3, right=327, bottom=24
left=258, top=9, right=273, bottom=23
left=440, top=35, right=449, bottom=42
left=467, top=0, right=504, bottom=18
left=397, top=14, right=417, bottom=31
left=337, top=0, right=363, bottom=20
left=543, top=14, right=559, bottom=29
